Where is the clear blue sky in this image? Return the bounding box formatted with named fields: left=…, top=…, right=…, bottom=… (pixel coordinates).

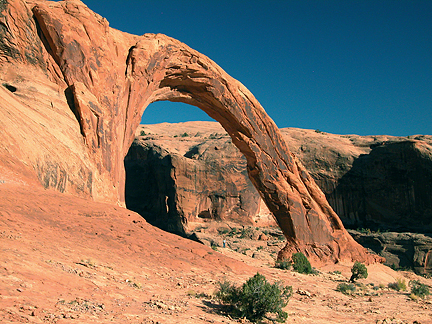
left=83, top=0, right=431, bottom=136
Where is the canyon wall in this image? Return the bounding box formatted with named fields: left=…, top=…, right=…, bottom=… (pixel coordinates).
left=129, top=123, right=432, bottom=234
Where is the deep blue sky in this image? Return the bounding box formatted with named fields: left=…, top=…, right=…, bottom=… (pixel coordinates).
left=83, top=0, right=431, bottom=136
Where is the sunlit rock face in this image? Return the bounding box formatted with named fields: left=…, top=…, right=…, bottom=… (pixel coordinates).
left=124, top=122, right=276, bottom=235
left=282, top=129, right=432, bottom=234
left=128, top=124, right=432, bottom=235
left=0, top=0, right=380, bottom=264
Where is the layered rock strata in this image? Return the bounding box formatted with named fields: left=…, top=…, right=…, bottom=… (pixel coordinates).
left=0, top=0, right=378, bottom=264
left=349, top=230, right=432, bottom=274
left=130, top=123, right=432, bottom=234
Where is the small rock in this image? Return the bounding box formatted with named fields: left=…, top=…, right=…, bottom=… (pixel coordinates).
left=258, top=233, right=268, bottom=241
left=296, top=289, right=311, bottom=297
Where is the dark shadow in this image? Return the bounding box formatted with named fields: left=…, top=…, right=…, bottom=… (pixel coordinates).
left=2, top=83, right=17, bottom=92
left=329, top=140, right=432, bottom=233
left=124, top=140, right=186, bottom=236
left=198, top=300, right=233, bottom=318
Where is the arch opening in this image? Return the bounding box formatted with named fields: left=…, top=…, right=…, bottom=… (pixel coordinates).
left=124, top=101, right=274, bottom=235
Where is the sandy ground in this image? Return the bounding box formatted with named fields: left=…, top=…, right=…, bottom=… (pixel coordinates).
left=1, top=183, right=431, bottom=323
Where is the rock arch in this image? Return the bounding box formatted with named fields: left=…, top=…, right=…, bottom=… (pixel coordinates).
left=28, top=0, right=381, bottom=264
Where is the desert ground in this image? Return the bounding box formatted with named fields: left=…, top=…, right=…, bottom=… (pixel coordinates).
left=1, top=182, right=431, bottom=324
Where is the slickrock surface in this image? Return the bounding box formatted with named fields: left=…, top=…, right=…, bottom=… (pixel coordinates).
left=0, top=0, right=379, bottom=263
left=1, top=183, right=431, bottom=323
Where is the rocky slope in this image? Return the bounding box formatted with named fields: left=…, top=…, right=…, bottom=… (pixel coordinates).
left=1, top=183, right=431, bottom=323
left=0, top=0, right=376, bottom=264
left=129, top=122, right=432, bottom=234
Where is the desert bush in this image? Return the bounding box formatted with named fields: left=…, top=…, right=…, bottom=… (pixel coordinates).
left=409, top=280, right=430, bottom=298
left=140, top=130, right=146, bottom=136
left=336, top=283, right=356, bottom=295
left=275, top=260, right=291, bottom=270
left=215, top=273, right=292, bottom=323
left=217, top=227, right=230, bottom=235
left=292, top=252, right=312, bottom=274
left=349, top=261, right=368, bottom=282
left=388, top=278, right=407, bottom=291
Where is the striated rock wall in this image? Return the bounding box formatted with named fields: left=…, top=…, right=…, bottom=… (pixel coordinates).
left=0, top=0, right=378, bottom=264
left=284, top=130, right=432, bottom=233
left=130, top=123, right=432, bottom=234
left=349, top=230, right=432, bottom=274
left=124, top=122, right=275, bottom=234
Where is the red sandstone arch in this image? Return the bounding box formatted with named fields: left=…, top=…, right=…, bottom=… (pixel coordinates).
left=30, top=0, right=381, bottom=264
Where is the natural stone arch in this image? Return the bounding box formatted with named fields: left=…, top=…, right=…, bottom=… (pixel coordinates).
left=31, top=0, right=381, bottom=264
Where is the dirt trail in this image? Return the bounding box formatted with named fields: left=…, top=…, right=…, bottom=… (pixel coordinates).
left=1, top=183, right=431, bottom=323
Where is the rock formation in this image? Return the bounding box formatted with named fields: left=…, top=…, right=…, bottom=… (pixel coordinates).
left=349, top=230, right=432, bottom=274
left=125, top=122, right=275, bottom=235
left=0, top=0, right=380, bottom=264
left=129, top=123, right=432, bottom=234
left=282, top=129, right=432, bottom=233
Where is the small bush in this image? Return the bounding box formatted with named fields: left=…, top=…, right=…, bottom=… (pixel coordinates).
left=180, top=132, right=189, bottom=137
left=140, top=130, right=146, bottom=136
left=275, top=260, right=291, bottom=270
left=388, top=278, right=407, bottom=291
left=349, top=261, right=368, bottom=282
left=215, top=273, right=292, bottom=323
left=410, top=280, right=430, bottom=298
left=336, top=283, right=356, bottom=295
left=292, top=252, right=312, bottom=274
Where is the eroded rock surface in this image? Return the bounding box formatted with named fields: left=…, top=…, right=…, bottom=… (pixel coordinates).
left=283, top=129, right=432, bottom=233
left=0, top=0, right=378, bottom=264
left=125, top=122, right=275, bottom=234
left=349, top=230, right=432, bottom=274
left=130, top=123, right=432, bottom=234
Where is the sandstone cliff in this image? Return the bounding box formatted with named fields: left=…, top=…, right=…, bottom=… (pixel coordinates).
left=0, top=0, right=379, bottom=264
left=129, top=123, right=432, bottom=234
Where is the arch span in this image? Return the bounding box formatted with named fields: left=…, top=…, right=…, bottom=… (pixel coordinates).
left=31, top=1, right=381, bottom=264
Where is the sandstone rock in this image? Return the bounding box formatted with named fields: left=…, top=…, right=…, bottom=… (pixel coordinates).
left=124, top=122, right=270, bottom=234
left=0, top=0, right=377, bottom=264
left=259, top=233, right=269, bottom=241
left=284, top=129, right=432, bottom=233
left=131, top=123, right=432, bottom=235
left=349, top=230, right=432, bottom=274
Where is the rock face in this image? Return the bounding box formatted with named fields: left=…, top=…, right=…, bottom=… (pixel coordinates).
left=0, top=0, right=378, bottom=264
left=130, top=123, right=432, bottom=234
left=348, top=230, right=432, bottom=274
left=124, top=122, right=275, bottom=234
left=283, top=129, right=432, bottom=233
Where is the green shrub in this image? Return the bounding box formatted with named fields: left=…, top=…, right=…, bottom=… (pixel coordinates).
left=349, top=261, right=368, bottom=282
left=292, top=252, right=312, bottom=274
left=275, top=260, right=291, bottom=270
left=215, top=273, right=292, bottom=323
left=388, top=278, right=407, bottom=291
left=336, top=283, right=356, bottom=295
left=410, top=280, right=430, bottom=298
left=140, top=130, right=146, bottom=136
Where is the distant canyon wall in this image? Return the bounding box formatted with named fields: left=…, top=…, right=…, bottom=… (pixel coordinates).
left=127, top=123, right=432, bottom=234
